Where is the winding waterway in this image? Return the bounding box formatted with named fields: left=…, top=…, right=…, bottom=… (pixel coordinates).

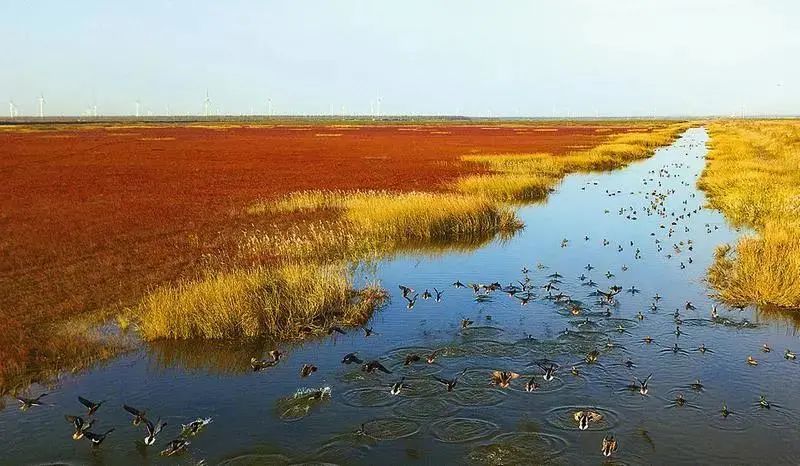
left=2, top=127, right=799, bottom=465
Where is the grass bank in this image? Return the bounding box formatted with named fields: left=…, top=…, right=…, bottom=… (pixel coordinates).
left=456, top=124, right=690, bottom=202
left=129, top=123, right=687, bottom=343
left=700, top=120, right=800, bottom=309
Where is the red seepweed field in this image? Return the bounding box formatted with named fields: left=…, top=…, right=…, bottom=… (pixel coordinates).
left=0, top=121, right=638, bottom=388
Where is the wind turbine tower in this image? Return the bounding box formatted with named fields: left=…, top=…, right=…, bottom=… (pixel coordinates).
left=267, top=98, right=272, bottom=116
left=9, top=100, right=16, bottom=118
left=204, top=90, right=211, bottom=117
left=135, top=100, right=141, bottom=118
left=38, top=94, right=45, bottom=118
left=376, top=95, right=381, bottom=118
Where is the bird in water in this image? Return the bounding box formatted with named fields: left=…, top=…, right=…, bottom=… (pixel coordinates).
left=759, top=395, right=771, bottom=409
left=461, top=318, right=474, bottom=329
left=123, top=405, right=147, bottom=425
left=404, top=354, right=421, bottom=365
left=785, top=349, right=797, bottom=360
left=362, top=360, right=392, bottom=374
left=636, top=311, right=645, bottom=320
left=398, top=285, right=415, bottom=298
left=690, top=380, right=704, bottom=391
left=573, top=410, right=603, bottom=430
left=362, top=326, right=378, bottom=337
left=64, top=415, right=94, bottom=440
left=490, top=370, right=520, bottom=388
left=390, top=377, right=405, bottom=395
left=452, top=280, right=465, bottom=288
left=300, top=364, right=318, bottom=377
left=762, top=343, right=772, bottom=353
left=78, top=396, right=105, bottom=416
left=633, top=374, right=653, bottom=395
left=16, top=393, right=47, bottom=411
left=642, top=336, right=654, bottom=344
left=747, top=355, right=758, bottom=366
left=250, top=356, right=278, bottom=372
left=181, top=417, right=212, bottom=436
left=602, top=434, right=618, bottom=457
left=434, top=288, right=444, bottom=302
left=404, top=293, right=419, bottom=309
left=525, top=377, right=540, bottom=392
left=674, top=393, right=686, bottom=406
left=143, top=417, right=167, bottom=445
left=327, top=325, right=346, bottom=335
left=434, top=369, right=467, bottom=392
left=585, top=349, right=600, bottom=364
left=685, top=301, right=696, bottom=311
left=161, top=438, right=190, bottom=456
left=342, top=352, right=363, bottom=364
left=426, top=350, right=440, bottom=364
left=84, top=428, right=114, bottom=447
left=537, top=362, right=558, bottom=381
left=421, top=289, right=432, bottom=300
left=721, top=402, right=732, bottom=417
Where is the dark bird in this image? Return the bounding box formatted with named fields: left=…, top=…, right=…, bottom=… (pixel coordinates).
left=362, top=360, right=392, bottom=374
left=64, top=415, right=94, bottom=440
left=342, top=352, right=363, bottom=364
left=390, top=377, right=405, bottom=396
left=434, top=368, right=467, bottom=392
left=461, top=318, right=474, bottom=329
left=327, top=325, right=346, bottom=335
left=434, top=288, right=444, bottom=302
left=181, top=417, right=212, bottom=436
left=123, top=405, right=147, bottom=425
left=16, top=393, right=47, bottom=411
left=84, top=428, right=114, bottom=447
left=250, top=356, right=278, bottom=372
left=300, top=364, right=318, bottom=377
left=452, top=281, right=465, bottom=288
left=143, top=417, right=167, bottom=445
left=362, top=326, right=378, bottom=337
left=78, top=396, right=105, bottom=416
left=160, top=438, right=190, bottom=457
left=404, top=354, right=421, bottom=365
left=398, top=285, right=415, bottom=298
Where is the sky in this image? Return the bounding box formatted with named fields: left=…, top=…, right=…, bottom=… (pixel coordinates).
left=1, top=0, right=798, bottom=117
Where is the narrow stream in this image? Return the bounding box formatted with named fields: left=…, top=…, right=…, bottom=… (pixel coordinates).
left=2, top=127, right=799, bottom=465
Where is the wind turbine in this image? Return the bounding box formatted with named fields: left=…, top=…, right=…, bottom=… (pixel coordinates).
left=38, top=94, right=46, bottom=118
left=267, top=98, right=272, bottom=116
left=204, top=90, right=211, bottom=117
left=376, top=95, right=381, bottom=118
left=9, top=100, right=16, bottom=118
left=135, top=100, right=141, bottom=117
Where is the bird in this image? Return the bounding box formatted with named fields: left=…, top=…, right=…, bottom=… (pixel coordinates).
left=16, top=393, right=47, bottom=411
left=490, top=371, right=520, bottom=388
left=452, top=281, right=465, bottom=288
left=785, top=349, right=797, bottom=360
left=143, top=417, right=167, bottom=445
left=398, top=285, right=415, bottom=298
left=525, top=377, right=540, bottom=392
left=747, top=356, right=758, bottom=366
left=181, top=417, right=212, bottom=436
left=390, top=378, right=405, bottom=395
left=362, top=360, right=392, bottom=374
left=64, top=415, right=94, bottom=440
left=602, top=434, right=618, bottom=457
left=123, top=405, right=147, bottom=425
left=537, top=362, right=558, bottom=381
left=250, top=356, right=278, bottom=372
left=426, top=350, right=440, bottom=364
left=84, top=428, right=114, bottom=447
left=461, top=318, right=474, bottom=329
left=574, top=410, right=603, bottom=430
left=78, top=396, right=105, bottom=416
left=434, top=369, right=467, bottom=392
left=434, top=288, right=444, bottom=302
left=342, top=352, right=363, bottom=364
left=721, top=402, right=732, bottom=417
left=327, top=325, right=346, bottom=335
left=585, top=349, right=600, bottom=364
left=762, top=344, right=772, bottom=353
left=161, top=438, right=191, bottom=456
left=300, top=364, right=318, bottom=377
left=404, top=294, right=419, bottom=309
left=362, top=326, right=378, bottom=337
left=759, top=395, right=771, bottom=409
left=404, top=354, right=421, bottom=365
left=634, top=374, right=653, bottom=395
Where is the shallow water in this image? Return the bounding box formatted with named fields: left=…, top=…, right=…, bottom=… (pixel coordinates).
left=3, top=128, right=799, bottom=465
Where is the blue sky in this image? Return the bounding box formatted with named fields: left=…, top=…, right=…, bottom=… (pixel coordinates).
left=2, top=0, right=797, bottom=117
